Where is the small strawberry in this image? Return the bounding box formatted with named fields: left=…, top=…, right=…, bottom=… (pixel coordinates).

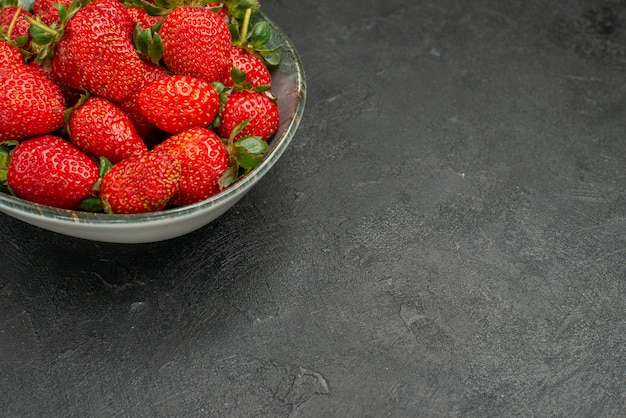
left=159, top=6, right=231, bottom=82
left=46, top=0, right=148, bottom=102
left=6, top=135, right=99, bottom=210
left=68, top=96, right=148, bottom=164
left=0, top=64, right=66, bottom=141
left=32, top=0, right=72, bottom=26
left=100, top=150, right=182, bottom=214
left=137, top=75, right=220, bottom=134
left=221, top=46, right=271, bottom=88
left=217, top=91, right=279, bottom=142
left=153, top=127, right=230, bottom=206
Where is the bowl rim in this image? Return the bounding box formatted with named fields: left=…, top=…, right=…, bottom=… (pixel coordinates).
left=0, top=11, right=307, bottom=226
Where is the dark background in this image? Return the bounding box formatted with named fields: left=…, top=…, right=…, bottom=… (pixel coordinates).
left=1, top=0, right=625, bottom=416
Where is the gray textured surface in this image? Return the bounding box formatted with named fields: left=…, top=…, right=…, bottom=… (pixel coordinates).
left=1, top=0, right=625, bottom=416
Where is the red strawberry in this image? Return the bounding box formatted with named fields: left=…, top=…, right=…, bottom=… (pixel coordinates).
left=153, top=127, right=230, bottom=206
left=50, top=0, right=147, bottom=102
left=136, top=75, right=220, bottom=134
left=159, top=7, right=231, bottom=82
left=6, top=135, right=99, bottom=210
left=100, top=151, right=182, bottom=214
left=0, top=39, right=23, bottom=67
left=217, top=91, right=279, bottom=142
left=221, top=46, right=271, bottom=88
left=0, top=6, right=32, bottom=42
left=117, top=61, right=170, bottom=139
left=32, top=0, right=72, bottom=25
left=69, top=97, right=148, bottom=164
left=28, top=61, right=81, bottom=107
left=0, top=64, right=66, bottom=141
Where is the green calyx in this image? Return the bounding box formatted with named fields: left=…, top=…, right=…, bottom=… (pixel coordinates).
left=24, top=0, right=82, bottom=65
left=133, top=20, right=164, bottom=64
left=228, top=4, right=281, bottom=67
left=0, top=140, right=18, bottom=194
left=218, top=118, right=268, bottom=189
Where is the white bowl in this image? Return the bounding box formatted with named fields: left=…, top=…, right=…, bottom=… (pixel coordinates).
left=0, top=12, right=306, bottom=243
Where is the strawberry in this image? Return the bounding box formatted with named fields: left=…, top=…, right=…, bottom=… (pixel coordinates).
left=28, top=61, right=81, bottom=107
left=0, top=5, right=32, bottom=42
left=49, top=0, right=148, bottom=102
left=136, top=75, right=220, bottom=134
left=32, top=0, right=72, bottom=26
left=100, top=150, right=182, bottom=214
left=159, top=6, right=231, bottom=83
left=153, top=127, right=230, bottom=206
left=0, top=63, right=66, bottom=141
left=0, top=39, right=23, bottom=67
left=6, top=135, right=99, bottom=210
left=117, top=61, right=170, bottom=139
left=221, top=46, right=271, bottom=88
left=68, top=96, right=148, bottom=164
left=217, top=91, right=279, bottom=142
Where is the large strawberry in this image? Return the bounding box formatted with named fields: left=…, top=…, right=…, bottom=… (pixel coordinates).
left=159, top=6, right=231, bottom=83
left=217, top=91, right=279, bottom=142
left=153, top=127, right=230, bottom=206
left=136, top=74, right=221, bottom=134
left=6, top=135, right=99, bottom=210
left=0, top=63, right=66, bottom=141
left=49, top=0, right=148, bottom=102
left=100, top=150, right=181, bottom=214
left=68, top=96, right=148, bottom=164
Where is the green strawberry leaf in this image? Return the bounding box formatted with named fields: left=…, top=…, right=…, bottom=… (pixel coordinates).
left=254, top=84, right=272, bottom=93
left=218, top=166, right=238, bottom=189
left=147, top=32, right=164, bottom=64
left=140, top=0, right=169, bottom=16
left=230, top=67, right=247, bottom=85
left=29, top=24, right=55, bottom=45
left=11, top=34, right=27, bottom=47
left=79, top=196, right=104, bottom=212
left=257, top=44, right=283, bottom=67
left=250, top=21, right=271, bottom=48
left=134, top=26, right=151, bottom=54
left=233, top=136, right=267, bottom=169
left=212, top=81, right=226, bottom=94
left=133, top=25, right=163, bottom=64
left=228, top=22, right=241, bottom=42
left=0, top=140, right=18, bottom=194
left=55, top=3, right=68, bottom=24
left=98, top=156, right=113, bottom=178
left=227, top=0, right=260, bottom=21
left=229, top=118, right=251, bottom=143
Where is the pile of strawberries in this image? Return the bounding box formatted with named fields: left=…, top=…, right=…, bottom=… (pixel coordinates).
left=0, top=0, right=282, bottom=214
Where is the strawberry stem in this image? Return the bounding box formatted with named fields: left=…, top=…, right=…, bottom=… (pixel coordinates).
left=240, top=8, right=252, bottom=44
left=23, top=16, right=60, bottom=36
left=6, top=5, right=22, bottom=40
